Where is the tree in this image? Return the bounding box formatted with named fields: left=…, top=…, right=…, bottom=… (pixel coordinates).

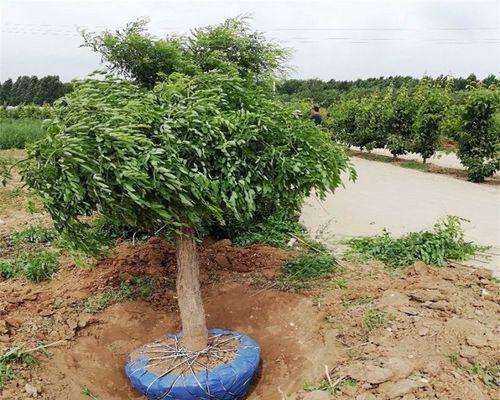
left=386, top=86, right=417, bottom=157
left=466, top=73, right=478, bottom=88
left=23, top=19, right=353, bottom=351
left=326, top=98, right=359, bottom=146
left=412, top=82, right=450, bottom=163
left=82, top=18, right=288, bottom=89
left=27, top=76, right=39, bottom=103
left=1, top=78, right=15, bottom=104
left=482, top=74, right=498, bottom=88
left=34, top=76, right=68, bottom=104
left=456, top=89, right=500, bottom=182
left=11, top=76, right=31, bottom=105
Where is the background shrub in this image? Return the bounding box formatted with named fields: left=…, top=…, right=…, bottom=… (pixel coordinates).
left=456, top=89, right=500, bottom=182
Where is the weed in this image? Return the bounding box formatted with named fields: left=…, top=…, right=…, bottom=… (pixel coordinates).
left=0, top=251, right=58, bottom=283
left=20, top=251, right=59, bottom=283
left=344, top=216, right=488, bottom=267
left=303, top=376, right=357, bottom=395
left=83, top=277, right=154, bottom=313
left=466, top=363, right=500, bottom=387
left=333, top=278, right=348, bottom=289
left=0, top=157, right=13, bottom=185
left=0, top=347, right=39, bottom=389
left=0, top=186, right=23, bottom=214
left=385, top=268, right=404, bottom=279
left=342, top=289, right=372, bottom=307
left=0, top=259, right=19, bottom=279
left=448, top=352, right=499, bottom=387
left=207, top=270, right=219, bottom=284
left=448, top=352, right=460, bottom=366
left=81, top=385, right=100, bottom=399
left=26, top=197, right=43, bottom=214
left=279, top=253, right=336, bottom=289
left=10, top=226, right=56, bottom=244
left=364, top=307, right=388, bottom=331
left=231, top=212, right=307, bottom=248
left=303, top=379, right=332, bottom=393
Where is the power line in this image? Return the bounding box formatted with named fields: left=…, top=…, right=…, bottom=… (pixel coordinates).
left=2, top=28, right=497, bottom=44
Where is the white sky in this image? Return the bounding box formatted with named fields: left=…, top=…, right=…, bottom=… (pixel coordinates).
left=0, top=0, right=499, bottom=81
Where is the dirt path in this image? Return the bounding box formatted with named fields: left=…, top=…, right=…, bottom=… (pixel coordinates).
left=353, top=147, right=500, bottom=177
left=301, top=157, right=500, bottom=276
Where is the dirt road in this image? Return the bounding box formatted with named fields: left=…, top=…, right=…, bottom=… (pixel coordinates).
left=362, top=147, right=500, bottom=177
left=301, top=157, right=500, bottom=276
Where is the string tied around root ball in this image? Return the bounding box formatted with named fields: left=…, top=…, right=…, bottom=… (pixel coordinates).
left=125, top=329, right=261, bottom=400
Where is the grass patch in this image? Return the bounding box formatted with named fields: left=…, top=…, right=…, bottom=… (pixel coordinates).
left=278, top=250, right=336, bottom=290
left=399, top=160, right=430, bottom=172
left=0, top=346, right=40, bottom=389
left=82, top=277, right=155, bottom=313
left=343, top=216, right=488, bottom=267
left=0, top=260, right=18, bottom=279
left=333, top=278, right=348, bottom=289
left=465, top=363, right=500, bottom=387
left=283, top=253, right=336, bottom=280
left=0, top=251, right=58, bottom=282
left=449, top=353, right=500, bottom=387
left=10, top=226, right=56, bottom=244
left=364, top=307, right=389, bottom=331
left=0, top=118, right=44, bottom=149
left=231, top=212, right=307, bottom=248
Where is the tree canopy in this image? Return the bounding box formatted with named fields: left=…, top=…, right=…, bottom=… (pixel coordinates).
left=82, top=18, right=289, bottom=89
left=24, top=18, right=354, bottom=247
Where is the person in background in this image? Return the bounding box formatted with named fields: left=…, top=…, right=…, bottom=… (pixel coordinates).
left=310, top=105, right=322, bottom=125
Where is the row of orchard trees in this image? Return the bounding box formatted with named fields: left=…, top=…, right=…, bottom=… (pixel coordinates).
left=0, top=103, right=53, bottom=119
left=326, top=82, right=499, bottom=182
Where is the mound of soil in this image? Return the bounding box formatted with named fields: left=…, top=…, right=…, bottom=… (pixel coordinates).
left=0, top=238, right=498, bottom=400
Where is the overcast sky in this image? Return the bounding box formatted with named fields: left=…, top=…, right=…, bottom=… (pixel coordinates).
left=0, top=0, right=498, bottom=82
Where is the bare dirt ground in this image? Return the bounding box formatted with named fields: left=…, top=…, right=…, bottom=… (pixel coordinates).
left=0, top=239, right=498, bottom=400
left=301, top=157, right=500, bottom=277
left=1, top=150, right=499, bottom=400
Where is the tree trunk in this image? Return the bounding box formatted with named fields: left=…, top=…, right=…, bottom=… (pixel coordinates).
left=176, top=224, right=208, bottom=351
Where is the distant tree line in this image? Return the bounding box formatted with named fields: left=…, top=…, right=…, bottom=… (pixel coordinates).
left=277, top=73, right=499, bottom=106
left=0, top=75, right=72, bottom=106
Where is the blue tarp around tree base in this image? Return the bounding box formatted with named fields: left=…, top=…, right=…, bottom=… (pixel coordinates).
left=125, top=329, right=261, bottom=400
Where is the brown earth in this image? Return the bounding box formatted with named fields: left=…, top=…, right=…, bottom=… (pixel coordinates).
left=0, top=237, right=498, bottom=400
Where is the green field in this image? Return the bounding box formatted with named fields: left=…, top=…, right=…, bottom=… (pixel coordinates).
left=0, top=118, right=44, bottom=149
